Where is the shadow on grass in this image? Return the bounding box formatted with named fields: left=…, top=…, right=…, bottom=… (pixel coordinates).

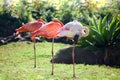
left=51, top=46, right=120, bottom=68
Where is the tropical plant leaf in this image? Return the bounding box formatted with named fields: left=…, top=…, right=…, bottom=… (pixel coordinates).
left=112, top=25, right=120, bottom=41
left=90, top=27, right=104, bottom=44
left=109, top=17, right=117, bottom=34
left=102, top=14, right=108, bottom=27
left=79, top=38, right=97, bottom=50
left=79, top=13, right=120, bottom=55
left=98, top=18, right=102, bottom=34
left=92, top=15, right=98, bottom=30
left=106, top=15, right=119, bottom=44
left=102, top=27, right=110, bottom=44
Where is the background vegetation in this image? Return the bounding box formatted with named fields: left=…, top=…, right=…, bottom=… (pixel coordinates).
left=0, top=0, right=120, bottom=37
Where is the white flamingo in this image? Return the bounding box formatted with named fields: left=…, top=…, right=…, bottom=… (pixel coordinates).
left=57, top=20, right=89, bottom=77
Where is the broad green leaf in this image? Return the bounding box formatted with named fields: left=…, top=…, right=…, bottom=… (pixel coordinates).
left=92, top=16, right=98, bottom=30
left=102, top=15, right=108, bottom=27
left=79, top=37, right=97, bottom=50
left=102, top=26, right=110, bottom=43
left=98, top=18, right=102, bottom=34
left=90, top=27, right=104, bottom=45
left=109, top=18, right=120, bottom=41
left=109, top=17, right=117, bottom=33
left=112, top=25, right=120, bottom=40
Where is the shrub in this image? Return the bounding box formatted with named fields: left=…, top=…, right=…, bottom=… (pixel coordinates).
left=78, top=14, right=120, bottom=65
left=0, top=10, right=29, bottom=37
left=52, top=46, right=96, bottom=64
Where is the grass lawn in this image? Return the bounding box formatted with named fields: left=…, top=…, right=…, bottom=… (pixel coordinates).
left=0, top=41, right=120, bottom=80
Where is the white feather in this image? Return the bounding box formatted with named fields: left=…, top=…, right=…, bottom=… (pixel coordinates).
left=57, top=20, right=87, bottom=38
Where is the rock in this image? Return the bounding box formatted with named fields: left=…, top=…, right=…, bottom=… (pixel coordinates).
left=0, top=33, right=42, bottom=45
left=51, top=46, right=97, bottom=64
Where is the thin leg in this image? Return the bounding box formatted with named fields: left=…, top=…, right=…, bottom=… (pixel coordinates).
left=72, top=34, right=79, bottom=77
left=72, top=42, right=76, bottom=77
left=34, top=39, right=36, bottom=68
left=51, top=38, right=54, bottom=75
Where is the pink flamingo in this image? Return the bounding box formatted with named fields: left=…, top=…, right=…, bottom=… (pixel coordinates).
left=57, top=20, right=89, bottom=77
left=31, top=20, right=64, bottom=75
left=16, top=19, right=46, bottom=68
left=16, top=19, right=45, bottom=35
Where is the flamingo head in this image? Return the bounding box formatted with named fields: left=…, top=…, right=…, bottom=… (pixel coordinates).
left=81, top=27, right=89, bottom=37
left=15, top=26, right=25, bottom=35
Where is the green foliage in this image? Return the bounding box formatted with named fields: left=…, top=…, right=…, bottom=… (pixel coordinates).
left=60, top=10, right=73, bottom=24
left=0, top=10, right=29, bottom=37
left=1, top=0, right=120, bottom=37
left=96, top=0, right=120, bottom=18
left=79, top=14, right=120, bottom=59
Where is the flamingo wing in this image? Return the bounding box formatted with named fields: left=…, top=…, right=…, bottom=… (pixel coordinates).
left=40, top=21, right=63, bottom=39
left=57, top=20, right=85, bottom=38
left=31, top=20, right=64, bottom=41
left=16, top=19, right=45, bottom=35
left=25, top=22, right=43, bottom=32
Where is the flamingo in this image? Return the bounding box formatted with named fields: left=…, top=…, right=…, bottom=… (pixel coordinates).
left=57, top=20, right=89, bottom=77
left=31, top=20, right=64, bottom=75
left=16, top=19, right=45, bottom=35
left=16, top=19, right=46, bottom=68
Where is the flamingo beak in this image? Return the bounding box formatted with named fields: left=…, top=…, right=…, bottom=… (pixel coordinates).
left=15, top=27, right=25, bottom=35
left=16, top=31, right=19, bottom=35
left=15, top=29, right=19, bottom=35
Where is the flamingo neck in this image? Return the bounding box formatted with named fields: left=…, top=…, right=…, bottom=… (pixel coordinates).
left=73, top=34, right=79, bottom=44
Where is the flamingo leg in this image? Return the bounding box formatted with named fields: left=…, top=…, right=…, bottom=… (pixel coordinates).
left=34, top=39, right=36, bottom=68
left=72, top=34, right=79, bottom=77
left=72, top=42, right=76, bottom=77
left=51, top=38, right=54, bottom=75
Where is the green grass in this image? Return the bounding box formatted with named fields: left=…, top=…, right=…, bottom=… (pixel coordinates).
left=0, top=41, right=120, bottom=80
